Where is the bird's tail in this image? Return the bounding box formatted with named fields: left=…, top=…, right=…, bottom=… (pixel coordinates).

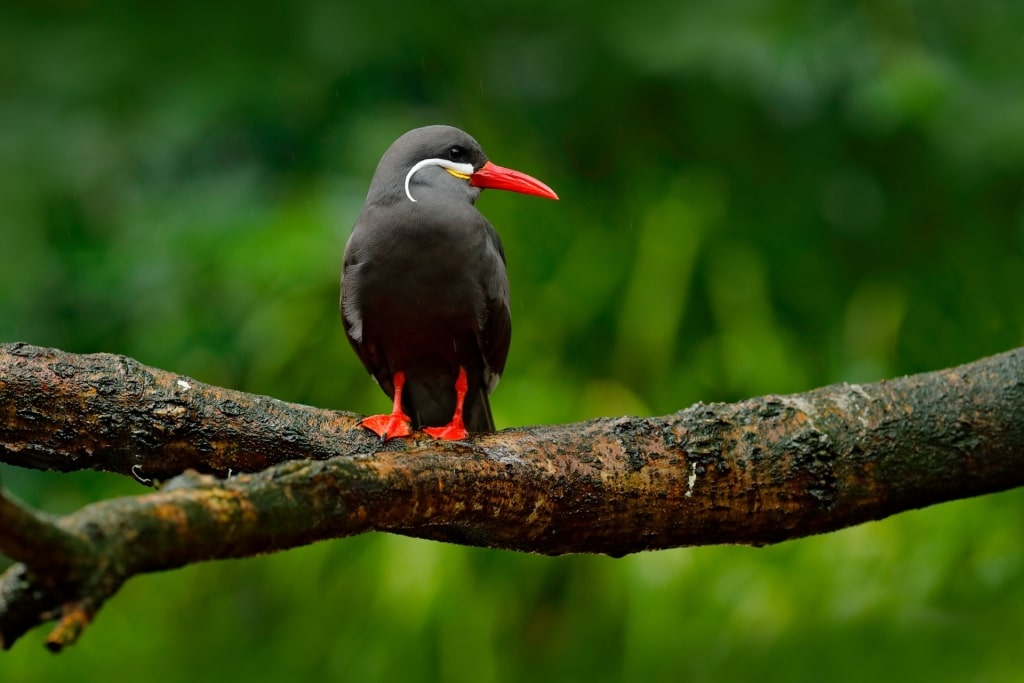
left=464, top=384, right=495, bottom=433
left=404, top=373, right=496, bottom=433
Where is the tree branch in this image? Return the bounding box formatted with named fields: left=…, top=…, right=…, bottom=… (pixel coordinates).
left=1, top=342, right=1022, bottom=650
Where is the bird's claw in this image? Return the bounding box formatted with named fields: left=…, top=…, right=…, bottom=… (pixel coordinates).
left=359, top=413, right=413, bottom=440
left=423, top=423, right=468, bottom=440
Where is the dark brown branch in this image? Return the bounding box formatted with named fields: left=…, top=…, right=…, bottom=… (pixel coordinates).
left=0, top=490, right=89, bottom=573
left=1, top=342, right=1023, bottom=650
left=0, top=342, right=361, bottom=480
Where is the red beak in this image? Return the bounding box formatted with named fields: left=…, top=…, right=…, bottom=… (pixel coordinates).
left=470, top=161, right=559, bottom=200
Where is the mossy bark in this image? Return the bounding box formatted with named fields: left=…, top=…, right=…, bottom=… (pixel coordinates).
left=1, top=343, right=1022, bottom=650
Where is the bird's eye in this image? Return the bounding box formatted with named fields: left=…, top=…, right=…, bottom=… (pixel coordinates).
left=447, top=145, right=466, bottom=162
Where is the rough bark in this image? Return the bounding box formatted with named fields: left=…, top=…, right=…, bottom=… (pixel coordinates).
left=0, top=342, right=1022, bottom=651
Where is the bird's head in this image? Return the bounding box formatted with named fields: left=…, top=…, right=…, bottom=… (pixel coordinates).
left=368, top=125, right=558, bottom=205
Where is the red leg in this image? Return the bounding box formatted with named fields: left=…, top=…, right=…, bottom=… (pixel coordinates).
left=359, top=371, right=413, bottom=440
left=424, top=367, right=469, bottom=440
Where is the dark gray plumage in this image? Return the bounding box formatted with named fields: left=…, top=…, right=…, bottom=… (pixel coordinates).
left=341, top=125, right=556, bottom=439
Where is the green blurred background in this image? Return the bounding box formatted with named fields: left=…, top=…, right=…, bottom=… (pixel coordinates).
left=2, top=2, right=1024, bottom=681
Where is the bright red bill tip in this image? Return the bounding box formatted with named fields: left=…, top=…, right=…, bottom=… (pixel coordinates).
left=470, top=160, right=559, bottom=200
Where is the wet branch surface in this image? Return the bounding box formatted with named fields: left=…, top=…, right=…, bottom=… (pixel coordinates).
left=1, top=342, right=1023, bottom=651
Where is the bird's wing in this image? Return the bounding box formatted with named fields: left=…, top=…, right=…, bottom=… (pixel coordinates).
left=477, top=221, right=512, bottom=395
left=340, top=237, right=395, bottom=397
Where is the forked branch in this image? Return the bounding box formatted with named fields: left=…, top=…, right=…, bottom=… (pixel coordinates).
left=1, top=343, right=1022, bottom=650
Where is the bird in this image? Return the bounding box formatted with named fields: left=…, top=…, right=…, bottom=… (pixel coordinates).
left=341, top=125, right=558, bottom=441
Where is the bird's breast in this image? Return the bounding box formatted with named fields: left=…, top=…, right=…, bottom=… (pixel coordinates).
left=348, top=229, right=486, bottom=337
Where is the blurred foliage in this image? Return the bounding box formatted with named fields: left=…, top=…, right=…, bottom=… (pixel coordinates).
left=2, top=1, right=1024, bottom=681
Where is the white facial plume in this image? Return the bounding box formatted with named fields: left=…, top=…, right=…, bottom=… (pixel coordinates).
left=404, top=158, right=475, bottom=202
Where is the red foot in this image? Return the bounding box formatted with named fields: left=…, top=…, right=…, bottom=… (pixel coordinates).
left=360, top=412, right=412, bottom=440
left=423, top=422, right=468, bottom=440
left=359, top=371, right=412, bottom=440
left=423, top=367, right=469, bottom=441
